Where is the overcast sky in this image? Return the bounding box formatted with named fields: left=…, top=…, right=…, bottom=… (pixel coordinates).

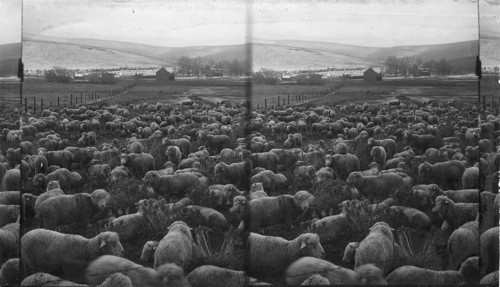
left=480, top=0, right=500, bottom=38
left=18, top=0, right=487, bottom=47
left=0, top=0, right=22, bottom=45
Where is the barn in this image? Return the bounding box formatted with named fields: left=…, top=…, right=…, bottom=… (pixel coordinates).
left=156, top=68, right=175, bottom=81
left=363, top=68, right=382, bottom=81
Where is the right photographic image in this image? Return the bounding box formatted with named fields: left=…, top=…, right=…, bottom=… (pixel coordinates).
left=247, top=0, right=496, bottom=285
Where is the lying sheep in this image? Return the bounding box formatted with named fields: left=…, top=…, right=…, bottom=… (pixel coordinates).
left=354, top=221, right=395, bottom=274
left=0, top=258, right=20, bottom=287
left=86, top=255, right=187, bottom=287
left=230, top=190, right=314, bottom=232
left=448, top=221, right=479, bottom=270
left=342, top=242, right=360, bottom=265
left=120, top=152, right=155, bottom=179
left=143, top=171, right=201, bottom=197
left=386, top=256, right=479, bottom=285
left=432, top=195, right=478, bottom=231
left=154, top=221, right=193, bottom=270
left=21, top=230, right=124, bottom=277
left=0, top=222, right=19, bottom=265
left=187, top=265, right=263, bottom=287
left=480, top=226, right=499, bottom=277
left=140, top=241, right=159, bottom=263
left=418, top=160, right=466, bottom=190
left=284, top=256, right=358, bottom=285
left=246, top=232, right=324, bottom=275
left=107, top=212, right=147, bottom=242
left=37, top=189, right=111, bottom=230
left=21, top=272, right=88, bottom=286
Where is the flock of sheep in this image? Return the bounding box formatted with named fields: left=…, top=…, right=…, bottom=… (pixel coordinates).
left=0, top=96, right=498, bottom=286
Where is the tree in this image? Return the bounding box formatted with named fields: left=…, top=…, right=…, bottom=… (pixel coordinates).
left=44, top=66, right=72, bottom=83
left=436, top=58, right=453, bottom=75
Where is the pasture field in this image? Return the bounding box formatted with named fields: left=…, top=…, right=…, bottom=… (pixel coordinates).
left=0, top=81, right=21, bottom=106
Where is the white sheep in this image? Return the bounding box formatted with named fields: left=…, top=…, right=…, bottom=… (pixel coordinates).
left=86, top=255, right=188, bottom=287
left=107, top=212, right=147, bottom=242
left=284, top=256, right=358, bottom=285
left=0, top=222, right=19, bottom=265
left=386, top=256, right=479, bottom=285
left=21, top=229, right=124, bottom=278
left=186, top=265, right=266, bottom=287
left=342, top=242, right=360, bottom=265
left=432, top=195, right=478, bottom=231
left=153, top=221, right=193, bottom=270
left=354, top=221, right=395, bottom=274
left=140, top=241, right=159, bottom=263
left=36, top=189, right=111, bottom=230
left=246, top=232, right=325, bottom=275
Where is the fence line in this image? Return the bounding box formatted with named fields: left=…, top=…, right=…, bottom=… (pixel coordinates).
left=253, top=90, right=332, bottom=110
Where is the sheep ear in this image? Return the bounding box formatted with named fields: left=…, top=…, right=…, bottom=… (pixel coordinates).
left=100, top=240, right=107, bottom=248
left=300, top=241, right=307, bottom=250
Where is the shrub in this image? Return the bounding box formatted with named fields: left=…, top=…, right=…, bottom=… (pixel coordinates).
left=253, top=69, right=280, bottom=85
left=106, top=178, right=152, bottom=216
left=392, top=226, right=441, bottom=270
left=87, top=71, right=118, bottom=84
left=44, top=66, right=72, bottom=83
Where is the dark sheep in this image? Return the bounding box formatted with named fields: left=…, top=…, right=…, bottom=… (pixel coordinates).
left=120, top=152, right=155, bottom=179
left=418, top=160, right=466, bottom=190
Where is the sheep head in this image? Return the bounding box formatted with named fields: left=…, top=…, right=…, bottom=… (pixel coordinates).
left=91, top=189, right=111, bottom=210
left=293, top=190, right=314, bottom=213
left=298, top=233, right=325, bottom=259
left=98, top=232, right=124, bottom=256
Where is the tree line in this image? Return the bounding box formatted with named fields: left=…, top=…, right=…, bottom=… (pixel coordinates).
left=385, top=56, right=454, bottom=76
left=176, top=56, right=248, bottom=76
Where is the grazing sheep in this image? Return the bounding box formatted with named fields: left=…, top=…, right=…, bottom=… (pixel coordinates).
left=250, top=170, right=281, bottom=192
left=0, top=258, right=20, bottom=287
left=342, top=242, right=360, bottom=265
left=21, top=272, right=88, bottom=286
left=87, top=163, right=111, bottom=187
left=325, top=153, right=360, bottom=181
left=418, top=160, right=466, bottom=190
left=432, top=195, right=478, bottom=231
left=0, top=222, right=19, bottom=266
left=180, top=205, right=228, bottom=230
left=46, top=168, right=83, bottom=193
left=293, top=164, right=316, bottom=184
left=370, top=146, right=387, bottom=167
left=21, top=230, right=124, bottom=277
left=230, top=190, right=314, bottom=232
left=480, top=226, right=499, bottom=277
left=246, top=232, right=325, bottom=275
left=140, top=241, right=159, bottom=263
left=128, top=140, right=144, bottom=154
left=309, top=212, right=348, bottom=243
left=187, top=265, right=261, bottom=287
left=198, top=132, right=230, bottom=154
left=120, top=152, right=155, bottom=179
left=166, top=145, right=182, bottom=167
left=386, top=256, right=479, bottom=285
left=107, top=212, right=147, bottom=242
left=404, top=131, right=436, bottom=154
left=143, top=171, right=200, bottom=197
left=42, top=150, right=74, bottom=171
left=154, top=221, right=193, bottom=270
left=346, top=172, right=410, bottom=202
left=426, top=184, right=479, bottom=204
left=34, top=187, right=64, bottom=213
left=368, top=138, right=396, bottom=158
left=214, top=159, right=252, bottom=190
left=270, top=148, right=303, bottom=169
left=354, top=221, right=395, bottom=274
left=249, top=152, right=280, bottom=173
left=448, top=221, right=479, bottom=270
left=37, top=189, right=111, bottom=230
left=285, top=256, right=358, bottom=285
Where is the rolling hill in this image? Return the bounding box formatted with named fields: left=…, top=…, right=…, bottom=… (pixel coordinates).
left=21, top=35, right=478, bottom=73
left=0, top=42, right=21, bottom=77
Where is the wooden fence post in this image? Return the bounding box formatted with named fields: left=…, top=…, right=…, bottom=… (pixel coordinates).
left=80, top=93, right=83, bottom=103
left=278, top=96, right=280, bottom=107
left=58, top=97, right=60, bottom=107
left=70, top=94, right=73, bottom=106
left=33, top=97, right=36, bottom=114
left=265, top=99, right=267, bottom=109
left=40, top=99, right=43, bottom=112
left=25, top=98, right=27, bottom=113
left=288, top=94, right=290, bottom=105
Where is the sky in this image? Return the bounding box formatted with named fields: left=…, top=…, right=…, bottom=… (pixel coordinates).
left=0, top=0, right=22, bottom=45
left=12, top=0, right=489, bottom=48
left=480, top=0, right=500, bottom=38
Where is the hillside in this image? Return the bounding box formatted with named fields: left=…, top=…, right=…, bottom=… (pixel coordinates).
left=21, top=36, right=478, bottom=73
left=0, top=42, right=21, bottom=76
left=23, top=40, right=171, bottom=71
left=480, top=37, right=500, bottom=68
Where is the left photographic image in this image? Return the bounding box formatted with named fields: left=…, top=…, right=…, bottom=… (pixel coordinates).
left=0, top=0, right=22, bottom=286
left=19, top=0, right=252, bottom=286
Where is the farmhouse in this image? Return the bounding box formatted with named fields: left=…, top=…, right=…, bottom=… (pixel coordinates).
left=156, top=68, right=175, bottom=81
left=363, top=68, right=382, bottom=81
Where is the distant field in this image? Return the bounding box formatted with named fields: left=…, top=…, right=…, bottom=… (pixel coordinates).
left=0, top=82, right=21, bottom=107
